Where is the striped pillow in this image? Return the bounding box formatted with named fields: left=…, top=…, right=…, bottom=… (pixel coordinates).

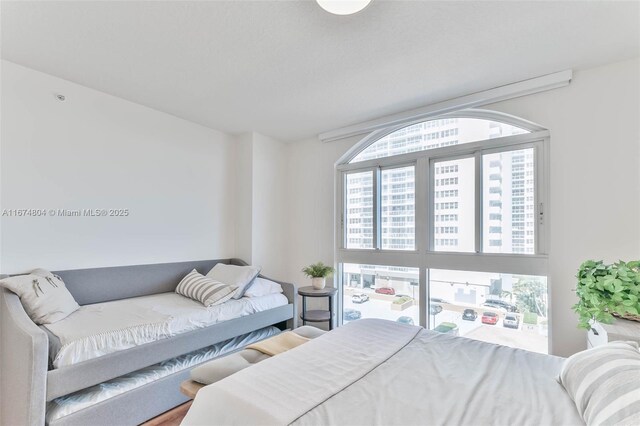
left=558, top=341, right=640, bottom=426
left=176, top=269, right=237, bottom=307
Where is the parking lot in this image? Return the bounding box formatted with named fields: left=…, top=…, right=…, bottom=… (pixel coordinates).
left=344, top=289, right=547, bottom=353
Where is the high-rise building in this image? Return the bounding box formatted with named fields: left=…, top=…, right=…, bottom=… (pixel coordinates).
left=345, top=118, right=535, bottom=254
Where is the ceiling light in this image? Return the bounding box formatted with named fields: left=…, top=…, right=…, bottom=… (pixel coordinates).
left=316, top=0, right=371, bottom=16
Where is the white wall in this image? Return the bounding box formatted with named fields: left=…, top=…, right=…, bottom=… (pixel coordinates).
left=0, top=61, right=237, bottom=273
left=233, top=132, right=289, bottom=278
left=251, top=133, right=288, bottom=279
left=234, top=133, right=254, bottom=264
left=284, top=58, right=640, bottom=355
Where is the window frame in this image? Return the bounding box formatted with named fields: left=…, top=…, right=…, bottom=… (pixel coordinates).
left=379, top=163, right=417, bottom=251
left=334, top=112, right=550, bottom=340
left=343, top=168, right=377, bottom=250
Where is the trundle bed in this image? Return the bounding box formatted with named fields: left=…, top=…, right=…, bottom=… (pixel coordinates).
left=0, top=258, right=296, bottom=426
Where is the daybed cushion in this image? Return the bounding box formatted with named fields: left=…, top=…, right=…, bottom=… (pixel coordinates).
left=206, top=263, right=261, bottom=299
left=244, top=277, right=283, bottom=298
left=0, top=269, right=79, bottom=324
left=176, top=269, right=237, bottom=306
left=44, top=292, right=288, bottom=368
left=558, top=340, right=640, bottom=426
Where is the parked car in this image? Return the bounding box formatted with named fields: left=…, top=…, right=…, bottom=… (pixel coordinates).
left=375, top=287, right=395, bottom=295
left=481, top=302, right=507, bottom=313
left=485, top=299, right=518, bottom=312
left=462, top=308, right=478, bottom=321
left=481, top=311, right=499, bottom=325
left=503, top=313, right=520, bottom=329
left=351, top=293, right=370, bottom=304
left=396, top=316, right=414, bottom=325
left=429, top=304, right=443, bottom=315
left=433, top=322, right=459, bottom=336
left=430, top=297, right=450, bottom=304
left=343, top=308, right=362, bottom=322
left=395, top=294, right=411, bottom=298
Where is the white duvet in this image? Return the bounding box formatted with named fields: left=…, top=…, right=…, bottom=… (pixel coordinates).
left=44, top=292, right=288, bottom=368
left=183, top=318, right=584, bottom=426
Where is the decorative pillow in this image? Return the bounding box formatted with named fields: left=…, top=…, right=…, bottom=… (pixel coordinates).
left=0, top=269, right=79, bottom=324
left=206, top=263, right=261, bottom=299
left=558, top=341, right=640, bottom=426
left=243, top=277, right=283, bottom=298
left=176, top=269, right=237, bottom=307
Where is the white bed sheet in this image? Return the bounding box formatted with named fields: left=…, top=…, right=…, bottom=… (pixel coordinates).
left=184, top=319, right=584, bottom=426
left=44, top=292, right=288, bottom=368
left=46, top=326, right=281, bottom=423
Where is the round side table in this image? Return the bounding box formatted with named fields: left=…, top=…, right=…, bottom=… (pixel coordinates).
left=298, top=286, right=338, bottom=330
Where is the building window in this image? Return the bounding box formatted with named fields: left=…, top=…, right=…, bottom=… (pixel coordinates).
left=336, top=111, right=549, bottom=353
left=351, top=117, right=529, bottom=163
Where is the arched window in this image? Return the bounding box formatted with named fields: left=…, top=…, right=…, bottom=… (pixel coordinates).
left=335, top=110, right=550, bottom=353
left=350, top=118, right=530, bottom=163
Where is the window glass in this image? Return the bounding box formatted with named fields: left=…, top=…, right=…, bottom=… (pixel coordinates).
left=433, top=157, right=475, bottom=252
left=381, top=166, right=415, bottom=250
left=343, top=263, right=420, bottom=325
left=483, top=148, right=535, bottom=254
left=351, top=118, right=529, bottom=163
left=345, top=171, right=373, bottom=249
left=429, top=269, right=548, bottom=353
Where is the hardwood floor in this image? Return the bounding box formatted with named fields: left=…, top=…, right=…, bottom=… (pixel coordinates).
left=141, top=401, right=192, bottom=426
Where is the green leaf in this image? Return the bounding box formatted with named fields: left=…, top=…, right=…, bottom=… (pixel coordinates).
left=574, top=259, right=640, bottom=327
left=627, top=260, right=640, bottom=269
left=626, top=306, right=639, bottom=315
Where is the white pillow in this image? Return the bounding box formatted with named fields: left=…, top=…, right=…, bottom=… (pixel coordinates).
left=206, top=263, right=261, bottom=299
left=176, top=269, right=237, bottom=307
left=558, top=340, right=640, bottom=426
left=244, top=277, right=283, bottom=298
left=0, top=269, right=79, bottom=324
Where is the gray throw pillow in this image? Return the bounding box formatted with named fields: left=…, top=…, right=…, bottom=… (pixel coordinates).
left=206, top=263, right=261, bottom=299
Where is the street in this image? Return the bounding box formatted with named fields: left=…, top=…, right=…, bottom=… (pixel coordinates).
left=344, top=289, right=547, bottom=353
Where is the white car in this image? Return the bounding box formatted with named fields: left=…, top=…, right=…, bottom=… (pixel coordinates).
left=351, top=293, right=370, bottom=304
left=503, top=313, right=520, bottom=329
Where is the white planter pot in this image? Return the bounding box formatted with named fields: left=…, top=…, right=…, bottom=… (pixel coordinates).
left=311, top=277, right=326, bottom=290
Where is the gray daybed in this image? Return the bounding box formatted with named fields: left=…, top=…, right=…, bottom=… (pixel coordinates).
left=0, top=258, right=297, bottom=426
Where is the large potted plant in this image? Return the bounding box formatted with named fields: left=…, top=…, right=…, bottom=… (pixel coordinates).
left=574, top=260, right=640, bottom=329
left=302, top=262, right=335, bottom=290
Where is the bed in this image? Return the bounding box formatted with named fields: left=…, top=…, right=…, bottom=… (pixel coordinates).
left=0, top=258, right=297, bottom=426
left=47, top=326, right=281, bottom=424
left=183, top=318, right=584, bottom=426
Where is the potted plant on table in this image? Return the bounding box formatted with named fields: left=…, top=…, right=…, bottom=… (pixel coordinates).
left=302, top=262, right=335, bottom=290
left=574, top=260, right=640, bottom=329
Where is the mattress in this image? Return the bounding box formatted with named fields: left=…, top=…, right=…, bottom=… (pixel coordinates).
left=46, top=326, right=281, bottom=423
left=183, top=319, right=584, bottom=426
left=44, top=292, right=288, bottom=368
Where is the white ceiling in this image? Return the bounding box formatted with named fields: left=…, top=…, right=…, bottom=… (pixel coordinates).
left=2, top=1, right=639, bottom=142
